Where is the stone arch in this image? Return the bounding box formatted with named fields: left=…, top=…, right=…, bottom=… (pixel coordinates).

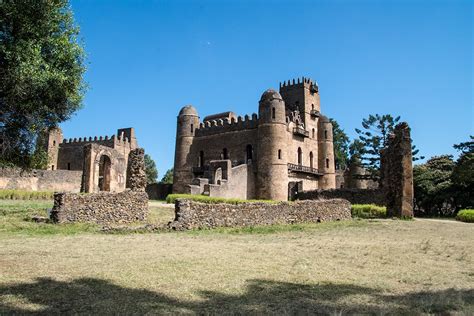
left=98, top=155, right=112, bottom=191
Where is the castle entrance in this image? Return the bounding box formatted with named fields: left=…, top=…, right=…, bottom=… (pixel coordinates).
left=98, top=155, right=111, bottom=191
left=288, top=181, right=303, bottom=201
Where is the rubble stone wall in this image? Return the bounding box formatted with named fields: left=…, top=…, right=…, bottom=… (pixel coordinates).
left=298, top=188, right=385, bottom=206
left=51, top=190, right=148, bottom=224
left=169, top=198, right=351, bottom=230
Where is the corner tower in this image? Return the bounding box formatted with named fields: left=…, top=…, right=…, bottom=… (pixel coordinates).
left=257, top=90, right=289, bottom=201
left=38, top=126, right=63, bottom=170
left=173, top=105, right=199, bottom=193
left=317, top=115, right=336, bottom=189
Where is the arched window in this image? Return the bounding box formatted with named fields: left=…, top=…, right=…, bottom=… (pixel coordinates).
left=324, top=130, right=328, bottom=140
left=199, top=151, right=204, bottom=167
left=278, top=149, right=282, bottom=160
left=312, top=128, right=315, bottom=138
left=246, top=145, right=253, bottom=162
left=326, top=158, right=330, bottom=169
left=51, top=165, right=55, bottom=170
left=222, top=148, right=228, bottom=160
left=297, top=148, right=302, bottom=165
left=53, top=140, right=56, bottom=146
left=310, top=152, right=314, bottom=169
left=311, top=104, right=314, bottom=110
left=272, top=107, right=276, bottom=119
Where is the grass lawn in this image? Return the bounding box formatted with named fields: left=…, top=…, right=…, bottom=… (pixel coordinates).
left=0, top=200, right=473, bottom=314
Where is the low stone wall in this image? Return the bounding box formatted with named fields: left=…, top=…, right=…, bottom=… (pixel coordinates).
left=51, top=190, right=148, bottom=224
left=169, top=199, right=351, bottom=230
left=0, top=168, right=82, bottom=192
left=298, top=188, right=385, bottom=206
left=146, top=183, right=173, bottom=200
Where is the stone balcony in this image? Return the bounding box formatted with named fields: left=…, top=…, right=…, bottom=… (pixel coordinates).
left=288, top=163, right=323, bottom=176
left=293, top=127, right=309, bottom=138
left=310, top=109, right=320, bottom=118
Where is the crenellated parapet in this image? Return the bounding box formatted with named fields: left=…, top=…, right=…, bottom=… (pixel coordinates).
left=195, top=113, right=258, bottom=137
left=60, top=134, right=131, bottom=149
left=279, top=76, right=319, bottom=93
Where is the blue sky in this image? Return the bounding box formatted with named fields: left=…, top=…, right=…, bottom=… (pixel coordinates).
left=65, top=0, right=473, bottom=178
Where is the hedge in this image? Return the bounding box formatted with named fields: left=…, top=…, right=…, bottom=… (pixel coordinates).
left=166, top=194, right=276, bottom=205
left=456, top=209, right=474, bottom=223
left=0, top=189, right=54, bottom=200
left=351, top=204, right=387, bottom=219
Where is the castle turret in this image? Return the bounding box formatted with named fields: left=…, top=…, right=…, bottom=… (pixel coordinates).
left=257, top=89, right=289, bottom=201
left=173, top=105, right=199, bottom=193
left=38, top=127, right=63, bottom=170
left=117, top=127, right=138, bottom=149
left=317, top=115, right=336, bottom=189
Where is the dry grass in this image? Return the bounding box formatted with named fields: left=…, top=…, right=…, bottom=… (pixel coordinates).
left=0, top=200, right=473, bottom=314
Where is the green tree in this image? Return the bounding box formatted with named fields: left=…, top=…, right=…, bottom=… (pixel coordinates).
left=144, top=154, right=158, bottom=184
left=0, top=0, right=86, bottom=168
left=354, top=114, right=422, bottom=180
left=451, top=136, right=474, bottom=209
left=330, top=118, right=350, bottom=170
left=161, top=168, right=174, bottom=184
left=413, top=155, right=456, bottom=216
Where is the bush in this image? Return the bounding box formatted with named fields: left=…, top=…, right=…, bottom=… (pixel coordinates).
left=351, top=204, right=387, bottom=219
left=166, top=194, right=276, bottom=205
left=0, top=190, right=54, bottom=200
left=456, top=209, right=474, bottom=223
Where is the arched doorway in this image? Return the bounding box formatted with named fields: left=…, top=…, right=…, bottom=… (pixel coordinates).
left=98, top=155, right=111, bottom=191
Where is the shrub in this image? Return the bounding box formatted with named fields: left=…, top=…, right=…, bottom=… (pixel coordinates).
left=456, top=209, right=474, bottom=223
left=0, top=190, right=54, bottom=200
left=166, top=194, right=276, bottom=205
left=351, top=204, right=387, bottom=219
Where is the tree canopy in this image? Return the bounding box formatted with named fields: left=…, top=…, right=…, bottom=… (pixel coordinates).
left=144, top=154, right=158, bottom=185
left=330, top=118, right=350, bottom=170
left=0, top=0, right=86, bottom=168
left=160, top=168, right=173, bottom=184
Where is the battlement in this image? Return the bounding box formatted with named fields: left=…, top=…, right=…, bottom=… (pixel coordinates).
left=60, top=134, right=130, bottom=147
left=195, top=113, right=259, bottom=137
left=279, top=76, right=319, bottom=93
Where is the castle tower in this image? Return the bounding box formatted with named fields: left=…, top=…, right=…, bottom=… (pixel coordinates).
left=317, top=115, right=336, bottom=189
left=257, top=89, right=289, bottom=201
left=173, top=105, right=199, bottom=193
left=38, top=127, right=63, bottom=170
left=117, top=127, right=138, bottom=149
left=279, top=77, right=320, bottom=134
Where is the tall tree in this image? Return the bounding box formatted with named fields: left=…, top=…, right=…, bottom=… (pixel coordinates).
left=330, top=118, right=350, bottom=170
left=0, top=0, right=86, bottom=168
left=144, top=154, right=158, bottom=184
left=451, top=136, right=474, bottom=209
left=354, top=114, right=422, bottom=179
left=161, top=168, right=174, bottom=184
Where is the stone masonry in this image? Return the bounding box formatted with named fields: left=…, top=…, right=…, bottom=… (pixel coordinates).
left=381, top=122, right=414, bottom=218
left=168, top=199, right=351, bottom=230
left=298, top=188, right=385, bottom=206
left=126, top=148, right=147, bottom=191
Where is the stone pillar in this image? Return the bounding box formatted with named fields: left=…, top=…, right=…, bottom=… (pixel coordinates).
left=381, top=122, right=414, bottom=218
left=126, top=148, right=147, bottom=191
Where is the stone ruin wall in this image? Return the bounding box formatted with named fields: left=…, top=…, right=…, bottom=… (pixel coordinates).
left=0, top=168, right=82, bottom=192
left=381, top=122, right=414, bottom=218
left=298, top=188, right=385, bottom=206
left=51, top=148, right=149, bottom=224
left=169, top=198, right=351, bottom=230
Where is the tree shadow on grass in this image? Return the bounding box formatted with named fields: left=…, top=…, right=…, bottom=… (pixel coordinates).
left=0, top=277, right=472, bottom=315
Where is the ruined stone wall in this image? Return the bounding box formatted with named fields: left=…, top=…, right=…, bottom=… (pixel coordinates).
left=146, top=183, right=173, bottom=200
left=126, top=148, right=146, bottom=191
left=169, top=198, right=351, bottom=230
left=51, top=190, right=148, bottom=224
left=0, top=168, right=82, bottom=192
left=381, top=122, right=414, bottom=218
left=207, top=163, right=257, bottom=199
left=298, top=188, right=385, bottom=206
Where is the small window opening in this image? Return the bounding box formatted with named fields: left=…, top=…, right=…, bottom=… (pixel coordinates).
left=53, top=140, right=56, bottom=146
left=222, top=148, right=228, bottom=160
left=310, top=152, right=314, bottom=169
left=246, top=145, right=253, bottom=162
left=272, top=107, right=276, bottom=119
left=311, top=104, right=314, bottom=110
left=67, top=163, right=71, bottom=170
left=278, top=149, right=282, bottom=160
left=199, top=151, right=204, bottom=167
left=191, top=124, right=194, bottom=133
left=312, top=128, right=315, bottom=138
left=51, top=165, right=55, bottom=170
left=324, top=130, right=328, bottom=140
left=326, top=158, right=330, bottom=169
left=297, top=148, right=302, bottom=165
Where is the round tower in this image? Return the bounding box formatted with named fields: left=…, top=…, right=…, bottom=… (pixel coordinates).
left=317, top=115, right=336, bottom=189
left=173, top=105, right=199, bottom=194
left=256, top=89, right=289, bottom=201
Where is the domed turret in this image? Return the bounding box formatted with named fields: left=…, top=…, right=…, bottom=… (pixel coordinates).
left=257, top=89, right=288, bottom=201
left=173, top=105, right=200, bottom=193
left=317, top=114, right=336, bottom=189
left=258, top=89, right=286, bottom=123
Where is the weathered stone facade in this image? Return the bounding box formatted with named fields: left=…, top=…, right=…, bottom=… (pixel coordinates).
left=39, top=127, right=138, bottom=193
left=381, top=122, right=414, bottom=218
left=298, top=188, right=385, bottom=206
left=173, top=77, right=336, bottom=201
left=146, top=183, right=173, bottom=200
left=0, top=167, right=82, bottom=192
left=169, top=198, right=351, bottom=230
left=51, top=190, right=148, bottom=224
left=126, top=148, right=147, bottom=191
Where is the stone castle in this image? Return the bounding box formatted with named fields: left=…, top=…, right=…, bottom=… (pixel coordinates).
left=173, top=77, right=336, bottom=201
left=40, top=127, right=138, bottom=193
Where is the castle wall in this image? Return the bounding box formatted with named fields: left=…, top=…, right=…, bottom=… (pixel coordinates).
left=0, top=168, right=82, bottom=192
left=207, top=162, right=257, bottom=199
left=298, top=188, right=385, bottom=206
